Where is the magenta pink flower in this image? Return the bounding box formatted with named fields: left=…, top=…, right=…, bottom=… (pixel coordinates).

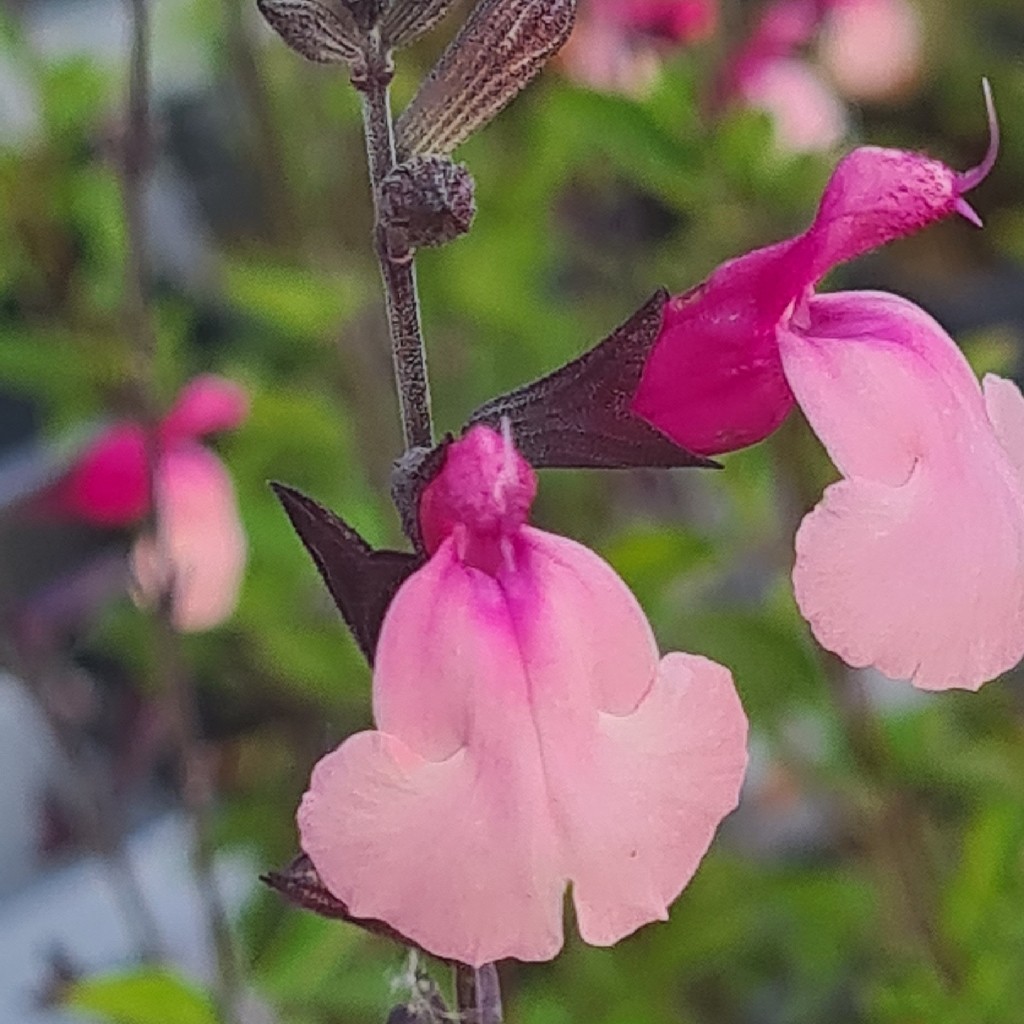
left=632, top=91, right=1022, bottom=690
left=298, top=425, right=748, bottom=965
left=53, top=375, right=249, bottom=632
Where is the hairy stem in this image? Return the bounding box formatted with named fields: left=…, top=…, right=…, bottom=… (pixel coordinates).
left=353, top=34, right=434, bottom=450
left=353, top=26, right=498, bottom=1022
left=121, top=0, right=240, bottom=1015
left=455, top=963, right=504, bottom=1024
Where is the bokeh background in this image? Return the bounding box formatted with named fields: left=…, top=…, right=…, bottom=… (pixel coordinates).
left=0, top=0, right=1023, bottom=1021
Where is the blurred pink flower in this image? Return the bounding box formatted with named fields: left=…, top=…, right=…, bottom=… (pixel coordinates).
left=820, top=0, right=923, bottom=103
left=737, top=55, right=847, bottom=152
left=298, top=425, right=748, bottom=965
left=633, top=91, right=1020, bottom=690
left=54, top=375, right=249, bottom=632
left=718, top=0, right=846, bottom=152
left=562, top=0, right=717, bottom=95
left=597, top=0, right=717, bottom=42
left=719, top=0, right=923, bottom=149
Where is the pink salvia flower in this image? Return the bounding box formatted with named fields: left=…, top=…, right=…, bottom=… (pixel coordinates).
left=782, top=292, right=1024, bottom=690
left=298, top=425, right=748, bottom=966
left=52, top=375, right=249, bottom=632
left=633, top=87, right=1020, bottom=691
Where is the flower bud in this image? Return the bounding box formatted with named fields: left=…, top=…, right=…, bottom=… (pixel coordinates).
left=379, top=155, right=476, bottom=260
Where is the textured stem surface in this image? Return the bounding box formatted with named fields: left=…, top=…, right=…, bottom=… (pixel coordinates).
left=455, top=963, right=504, bottom=1024
left=356, top=36, right=434, bottom=449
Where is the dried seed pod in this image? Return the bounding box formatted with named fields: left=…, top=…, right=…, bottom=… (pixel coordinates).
left=381, top=0, right=459, bottom=49
left=396, top=0, right=578, bottom=157
left=256, top=0, right=361, bottom=64
left=379, top=155, right=477, bottom=260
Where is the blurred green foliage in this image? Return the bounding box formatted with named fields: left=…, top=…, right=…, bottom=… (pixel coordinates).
left=1, top=0, right=1023, bottom=1022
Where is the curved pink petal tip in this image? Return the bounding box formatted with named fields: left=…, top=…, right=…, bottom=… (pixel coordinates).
left=957, top=79, right=999, bottom=195
left=781, top=291, right=1024, bottom=690
left=160, top=375, right=249, bottom=445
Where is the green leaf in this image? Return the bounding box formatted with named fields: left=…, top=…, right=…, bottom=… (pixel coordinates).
left=65, top=969, right=220, bottom=1024
left=544, top=85, right=701, bottom=202
left=670, top=594, right=829, bottom=727
left=223, top=258, right=362, bottom=341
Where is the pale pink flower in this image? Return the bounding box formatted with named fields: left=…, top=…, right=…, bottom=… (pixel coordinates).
left=130, top=444, right=247, bottom=633
left=820, top=0, right=923, bottom=103
left=298, top=425, right=748, bottom=965
left=737, top=55, right=847, bottom=153
left=633, top=89, right=1020, bottom=690
left=52, top=375, right=249, bottom=632
left=719, top=0, right=847, bottom=153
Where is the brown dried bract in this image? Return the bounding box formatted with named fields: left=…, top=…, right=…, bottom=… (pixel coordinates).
left=256, top=0, right=361, bottom=64
left=381, top=0, right=460, bottom=49
left=396, top=0, right=578, bottom=157
left=469, top=291, right=719, bottom=470
left=262, top=854, right=457, bottom=963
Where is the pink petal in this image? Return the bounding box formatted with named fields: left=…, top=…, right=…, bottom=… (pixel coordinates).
left=299, top=529, right=747, bottom=964
left=54, top=424, right=150, bottom=526
left=159, top=375, right=248, bottom=445
left=983, top=374, right=1024, bottom=481
left=632, top=131, right=989, bottom=456
left=300, top=540, right=567, bottom=965
left=631, top=242, right=800, bottom=455
left=780, top=291, right=1024, bottom=690
left=419, top=423, right=537, bottom=561
left=608, top=0, right=717, bottom=43
left=739, top=57, right=848, bottom=154
left=804, top=147, right=960, bottom=276
left=131, top=446, right=247, bottom=632
left=544, top=651, right=747, bottom=946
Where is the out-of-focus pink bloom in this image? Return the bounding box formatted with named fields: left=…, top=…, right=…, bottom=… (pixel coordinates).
left=718, top=0, right=846, bottom=153
left=634, top=91, right=1019, bottom=690
left=130, top=446, right=248, bottom=633
left=298, top=425, right=748, bottom=966
left=561, top=0, right=717, bottom=95
left=599, top=0, right=717, bottom=43
left=737, top=56, right=847, bottom=152
left=820, top=0, right=923, bottom=103
left=53, top=375, right=248, bottom=632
